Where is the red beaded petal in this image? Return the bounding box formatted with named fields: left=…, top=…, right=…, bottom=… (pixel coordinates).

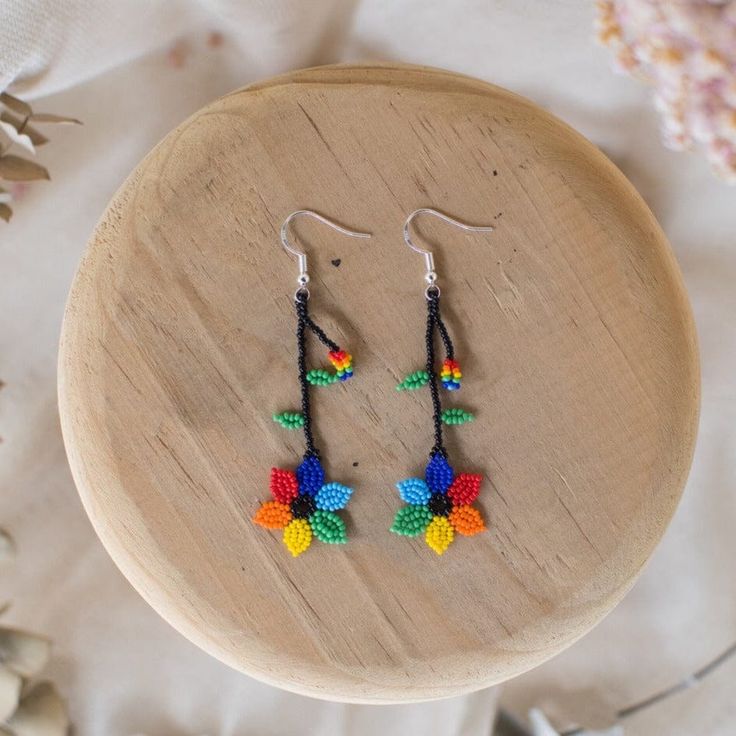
left=270, top=467, right=298, bottom=503
left=447, top=473, right=482, bottom=506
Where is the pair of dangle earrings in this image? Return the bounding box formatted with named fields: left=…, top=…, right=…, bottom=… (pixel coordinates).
left=253, top=208, right=493, bottom=556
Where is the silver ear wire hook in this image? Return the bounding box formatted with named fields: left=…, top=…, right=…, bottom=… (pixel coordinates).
left=280, top=210, right=371, bottom=298
left=403, top=208, right=495, bottom=297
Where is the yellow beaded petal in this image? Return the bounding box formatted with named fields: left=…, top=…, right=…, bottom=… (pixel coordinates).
left=283, top=518, right=312, bottom=557
left=425, top=515, right=454, bottom=555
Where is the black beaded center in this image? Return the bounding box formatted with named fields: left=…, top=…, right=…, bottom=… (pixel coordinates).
left=428, top=492, right=452, bottom=517
left=290, top=495, right=316, bottom=519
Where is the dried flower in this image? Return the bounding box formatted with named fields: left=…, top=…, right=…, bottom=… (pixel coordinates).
left=596, top=0, right=736, bottom=183
left=0, top=530, right=70, bottom=735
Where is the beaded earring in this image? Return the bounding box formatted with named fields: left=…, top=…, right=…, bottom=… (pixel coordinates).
left=391, top=209, right=494, bottom=555
left=254, top=210, right=370, bottom=557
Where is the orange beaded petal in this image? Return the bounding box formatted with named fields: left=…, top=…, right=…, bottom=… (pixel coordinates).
left=449, top=505, right=486, bottom=536
left=270, top=467, right=298, bottom=504
left=447, top=473, right=482, bottom=506
left=253, top=501, right=292, bottom=529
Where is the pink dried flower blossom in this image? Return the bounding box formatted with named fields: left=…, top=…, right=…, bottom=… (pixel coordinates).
left=596, top=0, right=736, bottom=183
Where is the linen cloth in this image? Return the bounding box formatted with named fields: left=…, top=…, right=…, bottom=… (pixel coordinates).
left=1, top=1, right=734, bottom=734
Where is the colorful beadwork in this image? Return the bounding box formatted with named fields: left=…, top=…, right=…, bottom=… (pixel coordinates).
left=396, top=477, right=432, bottom=505
left=270, top=467, right=299, bottom=504
left=447, top=472, right=482, bottom=506
left=396, top=370, right=431, bottom=391
left=440, top=358, right=462, bottom=390
left=253, top=500, right=292, bottom=529
left=310, top=509, right=347, bottom=544
left=296, top=454, right=324, bottom=496
left=391, top=454, right=486, bottom=555
left=425, top=452, right=455, bottom=493
left=258, top=288, right=356, bottom=557
left=449, top=505, right=485, bottom=536
left=390, top=504, right=433, bottom=536
left=272, top=411, right=305, bottom=429
left=315, top=482, right=353, bottom=511
left=425, top=515, right=454, bottom=554
left=391, top=288, right=486, bottom=554
left=283, top=518, right=312, bottom=557
left=328, top=350, right=353, bottom=381
left=306, top=368, right=339, bottom=386
left=441, top=408, right=474, bottom=425
left=306, top=350, right=354, bottom=386
left=255, top=460, right=352, bottom=556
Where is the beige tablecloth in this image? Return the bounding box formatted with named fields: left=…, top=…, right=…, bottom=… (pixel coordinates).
left=1, top=2, right=734, bottom=734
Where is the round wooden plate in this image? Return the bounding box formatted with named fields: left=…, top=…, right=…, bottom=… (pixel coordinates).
left=58, top=63, right=699, bottom=702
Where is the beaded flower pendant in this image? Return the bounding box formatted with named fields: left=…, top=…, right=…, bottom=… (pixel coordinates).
left=391, top=288, right=486, bottom=554
left=392, top=454, right=485, bottom=554
left=254, top=290, right=355, bottom=557
left=255, top=459, right=353, bottom=557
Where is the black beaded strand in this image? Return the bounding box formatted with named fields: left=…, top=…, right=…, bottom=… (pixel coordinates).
left=295, top=290, right=342, bottom=459
left=303, top=312, right=340, bottom=354
left=426, top=289, right=454, bottom=458
left=434, top=308, right=455, bottom=363
left=295, top=292, right=317, bottom=458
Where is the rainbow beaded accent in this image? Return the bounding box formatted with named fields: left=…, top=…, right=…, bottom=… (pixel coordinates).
left=254, top=458, right=352, bottom=556
left=328, top=350, right=353, bottom=381
left=440, top=358, right=462, bottom=390
left=306, top=350, right=354, bottom=386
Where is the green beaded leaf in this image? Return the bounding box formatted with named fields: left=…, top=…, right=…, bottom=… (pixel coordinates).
left=306, top=368, right=339, bottom=386
left=390, top=505, right=433, bottom=536
left=396, top=370, right=430, bottom=391
left=272, top=411, right=305, bottom=429
left=310, top=510, right=347, bottom=544
left=441, top=408, right=475, bottom=425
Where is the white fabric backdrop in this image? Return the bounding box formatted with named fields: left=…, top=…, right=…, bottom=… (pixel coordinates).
left=1, top=1, right=734, bottom=734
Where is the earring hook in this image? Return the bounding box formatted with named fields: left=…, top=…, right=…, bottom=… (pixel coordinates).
left=403, top=208, right=495, bottom=293
left=280, top=210, right=371, bottom=295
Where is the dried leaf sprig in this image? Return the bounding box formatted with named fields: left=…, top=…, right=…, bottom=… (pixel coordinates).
left=0, top=529, right=70, bottom=735
left=0, top=91, right=81, bottom=222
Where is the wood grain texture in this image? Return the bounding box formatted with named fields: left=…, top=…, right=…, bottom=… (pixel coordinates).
left=57, top=63, right=699, bottom=703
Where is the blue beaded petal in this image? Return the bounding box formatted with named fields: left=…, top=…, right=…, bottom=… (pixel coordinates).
left=315, top=482, right=353, bottom=511
left=296, top=455, right=325, bottom=496
left=425, top=453, right=454, bottom=493
left=396, top=478, right=432, bottom=505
